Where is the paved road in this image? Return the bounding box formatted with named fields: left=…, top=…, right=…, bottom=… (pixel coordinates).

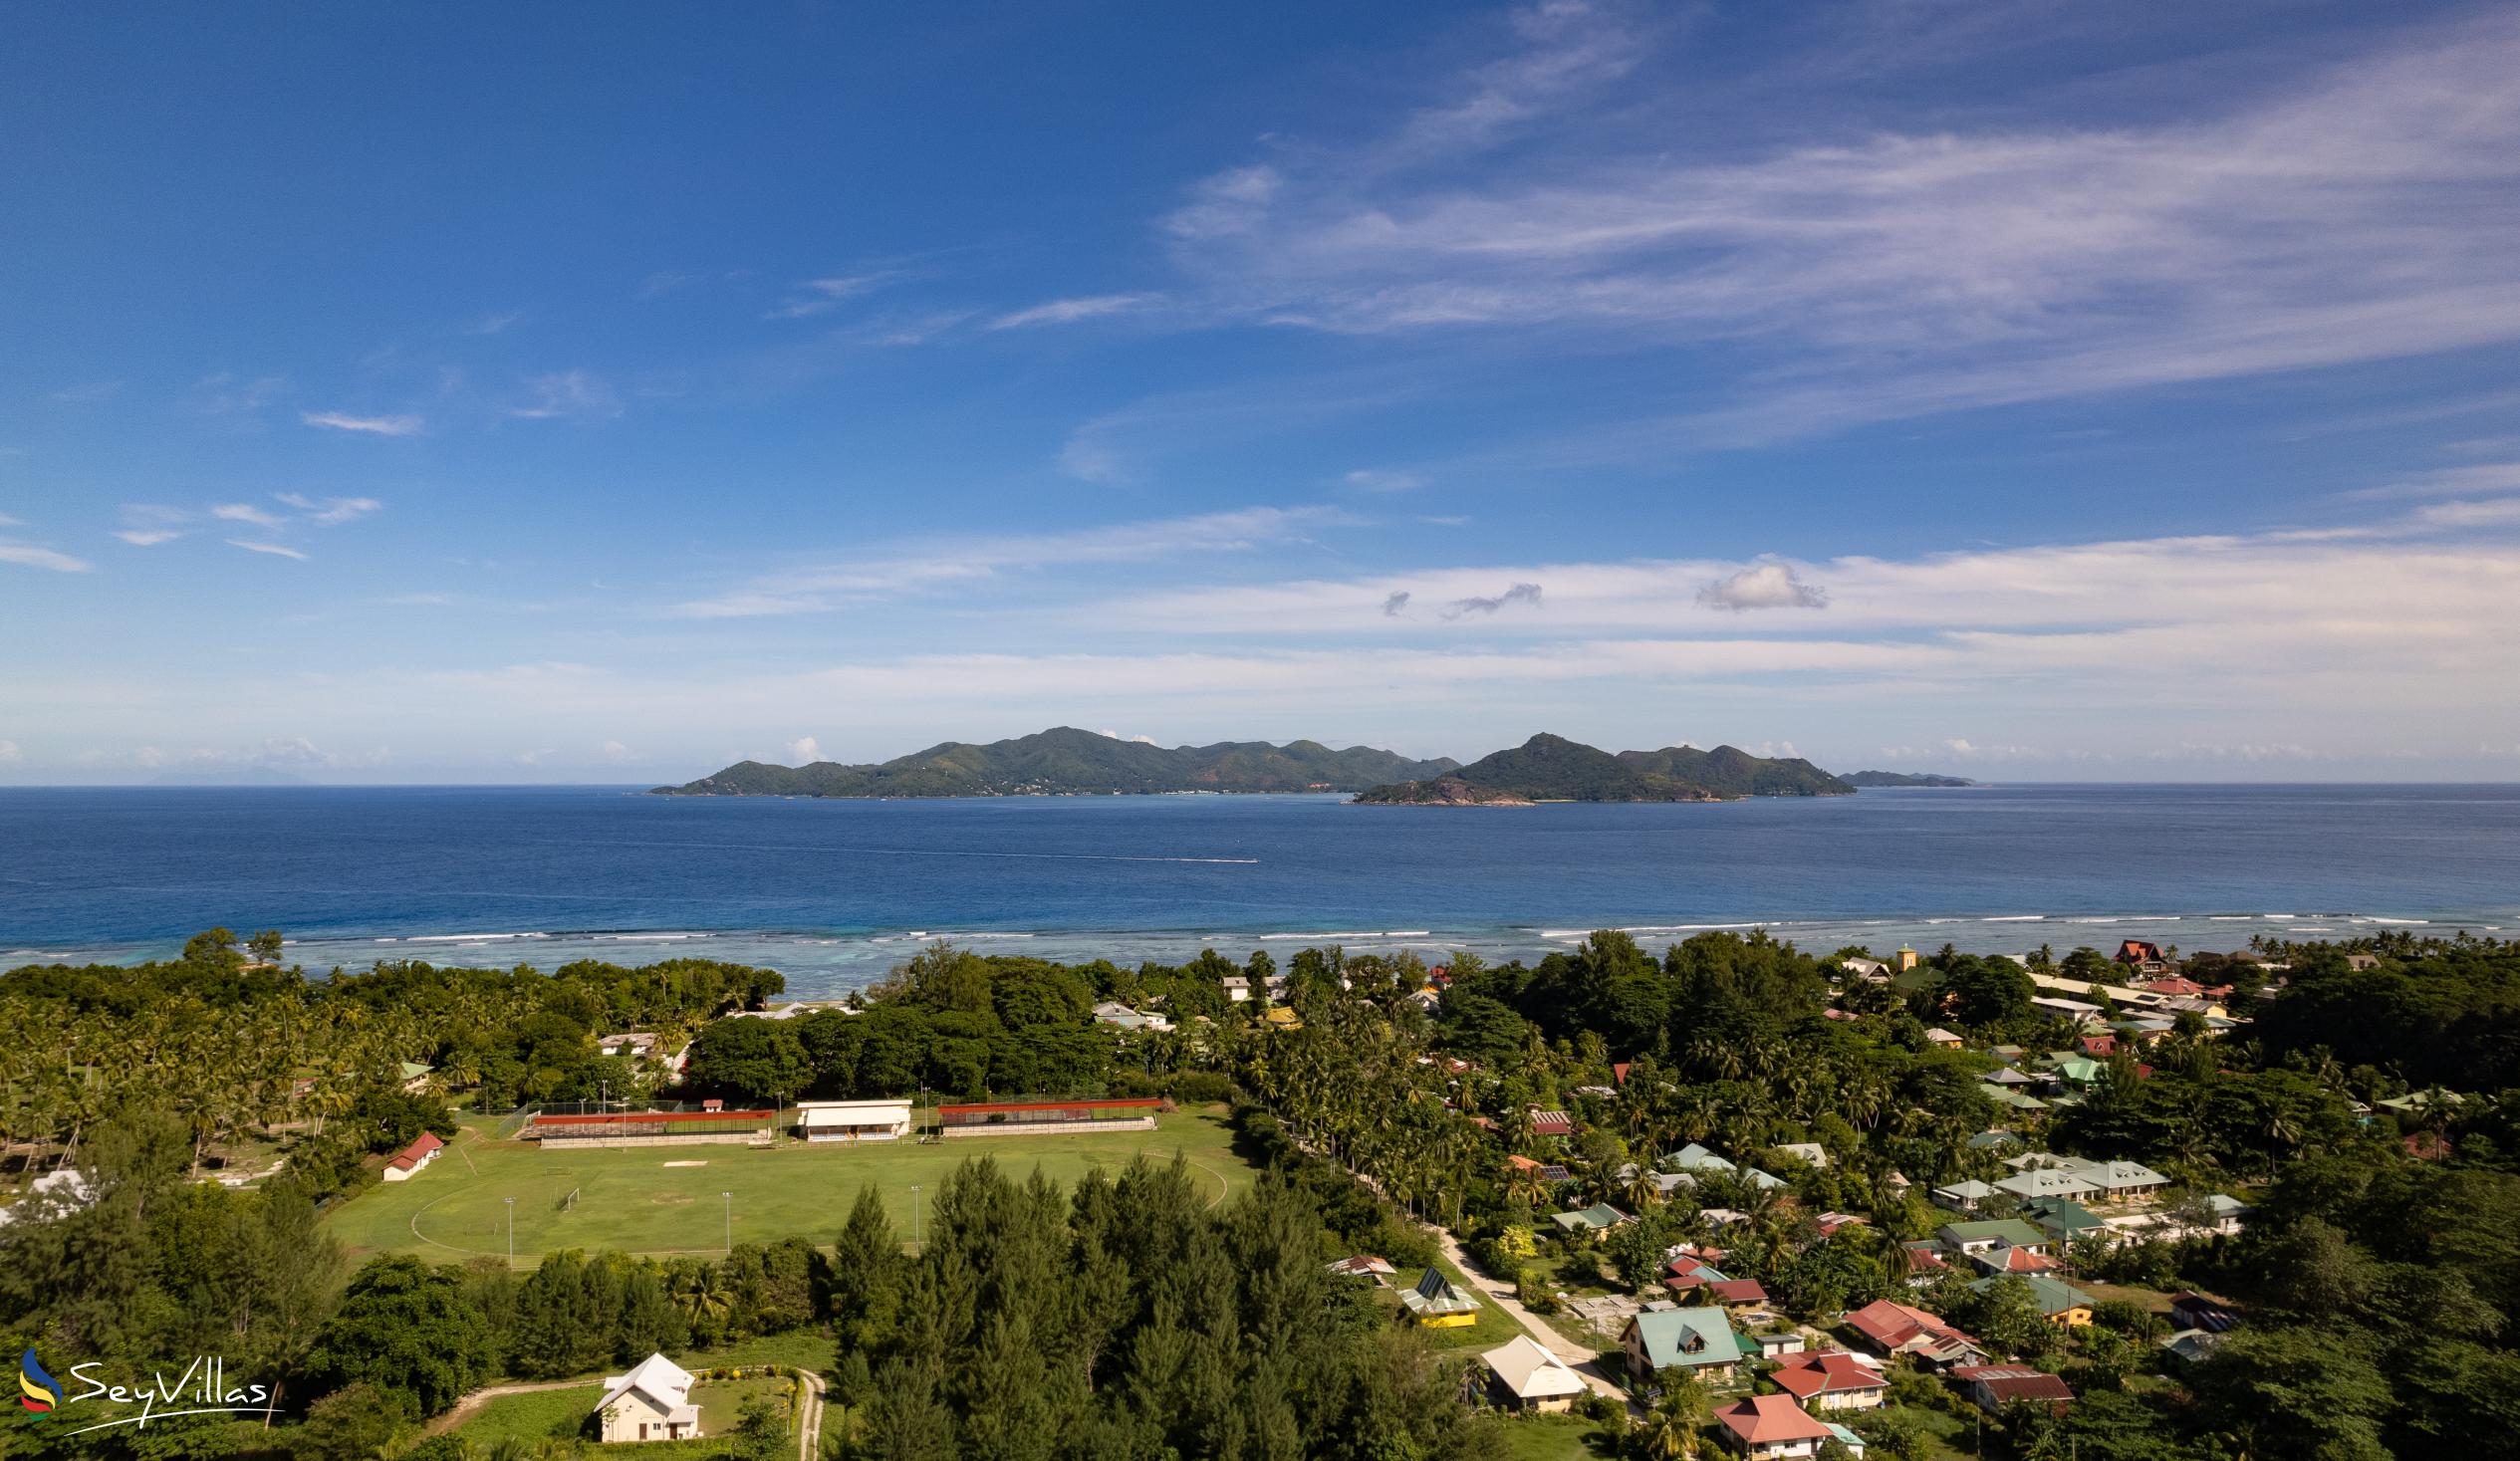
left=1429, top=1226, right=1631, bottom=1403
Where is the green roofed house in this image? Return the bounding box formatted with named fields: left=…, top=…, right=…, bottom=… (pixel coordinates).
left=1930, top=1179, right=1998, bottom=1214
left=1994, top=1165, right=2100, bottom=1203
left=1667, top=1143, right=1736, bottom=1174
left=2019, top=1196, right=2110, bottom=1244
left=1970, top=1274, right=2096, bottom=1326
left=1551, top=1203, right=1631, bottom=1234
left=1398, top=1267, right=1479, bottom=1328
left=2046, top=1056, right=2106, bottom=1088
left=1991, top=1089, right=2051, bottom=1111
left=1936, top=1220, right=2049, bottom=1256
left=2068, top=1158, right=2170, bottom=1202
left=1620, top=1306, right=1745, bottom=1382
left=397, top=1061, right=433, bottom=1094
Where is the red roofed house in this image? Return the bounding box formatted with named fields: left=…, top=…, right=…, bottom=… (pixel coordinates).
left=382, top=1129, right=443, bottom=1182
left=1769, top=1350, right=1890, bottom=1411
left=1951, top=1365, right=2075, bottom=1418
left=2142, top=977, right=2207, bottom=997
left=2077, top=1034, right=2119, bottom=1059
left=1842, top=1299, right=1986, bottom=1368
left=1529, top=1108, right=1575, bottom=1137
left=1713, top=1393, right=1836, bottom=1459
left=1612, top=1062, right=1633, bottom=1086
left=2115, top=939, right=2168, bottom=971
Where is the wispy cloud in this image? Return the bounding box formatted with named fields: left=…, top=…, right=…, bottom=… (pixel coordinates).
left=1343, top=468, right=1426, bottom=493
left=187, top=372, right=286, bottom=418
left=988, top=294, right=1160, bottom=330
left=766, top=274, right=897, bottom=320
left=228, top=540, right=310, bottom=561
left=45, top=380, right=123, bottom=405
left=274, top=493, right=383, bottom=525
left=211, top=502, right=285, bottom=528
left=303, top=410, right=423, bottom=436
left=461, top=310, right=523, bottom=336
left=1148, top=5, right=2520, bottom=445
left=1440, top=582, right=1543, bottom=619
left=671, top=504, right=1356, bottom=617
left=506, top=369, right=622, bottom=422
left=0, top=541, right=93, bottom=573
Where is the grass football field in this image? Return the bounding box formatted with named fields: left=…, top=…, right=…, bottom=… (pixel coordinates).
left=326, top=1104, right=1252, bottom=1264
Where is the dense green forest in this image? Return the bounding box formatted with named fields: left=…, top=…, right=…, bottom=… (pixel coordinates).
left=10, top=927, right=2520, bottom=1459
left=655, top=726, right=1458, bottom=797
left=1352, top=733, right=1853, bottom=803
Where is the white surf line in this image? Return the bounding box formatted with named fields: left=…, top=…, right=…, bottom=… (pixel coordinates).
left=562, top=837, right=1260, bottom=864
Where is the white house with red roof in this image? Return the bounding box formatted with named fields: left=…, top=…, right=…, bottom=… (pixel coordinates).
left=1713, top=1393, right=1836, bottom=1458
left=380, top=1129, right=443, bottom=1182
left=1768, top=1350, right=1890, bottom=1411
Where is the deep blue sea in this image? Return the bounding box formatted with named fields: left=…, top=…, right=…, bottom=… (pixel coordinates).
left=5, top=785, right=2517, bottom=996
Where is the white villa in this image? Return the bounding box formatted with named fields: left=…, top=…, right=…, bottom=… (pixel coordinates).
left=596, top=1352, right=700, bottom=1443
left=795, top=1099, right=915, bottom=1142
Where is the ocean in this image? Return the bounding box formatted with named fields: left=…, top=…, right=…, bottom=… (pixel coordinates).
left=5, top=784, right=2516, bottom=996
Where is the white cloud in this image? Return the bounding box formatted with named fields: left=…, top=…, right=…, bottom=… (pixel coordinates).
left=988, top=294, right=1160, bottom=330
left=784, top=736, right=824, bottom=765
left=598, top=739, right=637, bottom=763
left=1697, top=561, right=1829, bottom=611
left=0, top=542, right=93, bottom=573
left=228, top=540, right=309, bottom=561
left=187, top=372, right=287, bottom=417
left=507, top=369, right=622, bottom=422
left=46, top=380, right=122, bottom=405
left=0, top=740, right=18, bottom=764
left=767, top=274, right=895, bottom=320
left=114, top=530, right=183, bottom=547
left=1343, top=468, right=1427, bottom=493
left=462, top=310, right=523, bottom=336
left=275, top=493, right=383, bottom=525
left=303, top=410, right=422, bottom=436
left=211, top=502, right=285, bottom=528
left=0, top=513, right=18, bottom=527
left=1150, top=7, right=2520, bottom=444
left=671, top=505, right=1356, bottom=617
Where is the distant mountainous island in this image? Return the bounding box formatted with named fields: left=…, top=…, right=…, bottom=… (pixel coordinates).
left=1842, top=770, right=1978, bottom=788
left=654, top=727, right=1460, bottom=797
left=1352, top=733, right=1854, bottom=805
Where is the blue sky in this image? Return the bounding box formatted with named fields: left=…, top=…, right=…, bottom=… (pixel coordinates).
left=6, top=0, right=2520, bottom=783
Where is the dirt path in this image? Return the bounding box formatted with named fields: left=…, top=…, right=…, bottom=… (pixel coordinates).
left=422, top=1378, right=590, bottom=1437
left=795, top=1367, right=826, bottom=1461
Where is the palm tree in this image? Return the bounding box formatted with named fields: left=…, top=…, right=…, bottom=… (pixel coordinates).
left=1637, top=1372, right=1710, bottom=1459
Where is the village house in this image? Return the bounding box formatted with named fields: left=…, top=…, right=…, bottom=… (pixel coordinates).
left=595, top=1032, right=661, bottom=1060
left=1935, top=1219, right=2050, bottom=1258
left=1769, top=1350, right=1889, bottom=1411
left=1552, top=1202, right=1630, bottom=1235
left=1993, top=1165, right=2101, bottom=1204
left=1922, top=1028, right=1964, bottom=1050
left=1397, top=1267, right=1478, bottom=1328
left=1479, top=1335, right=1587, bottom=1413
left=1325, top=1255, right=1396, bottom=1283
left=1621, top=1306, right=1745, bottom=1382
left=793, top=1099, right=914, bottom=1143
left=1713, top=1394, right=1837, bottom=1460
left=380, top=1129, right=442, bottom=1181
left=1841, top=1299, right=1986, bottom=1368
left=1972, top=1275, right=2096, bottom=1326
left=1950, top=1364, right=2075, bottom=1418
left=595, top=1352, right=700, bottom=1443
left=2070, top=1157, right=2171, bottom=1202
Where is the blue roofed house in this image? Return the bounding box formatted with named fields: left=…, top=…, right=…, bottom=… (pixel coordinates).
left=1621, top=1306, right=1746, bottom=1383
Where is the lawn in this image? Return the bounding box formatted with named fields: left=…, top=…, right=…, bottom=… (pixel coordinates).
left=1375, top=1251, right=1539, bottom=1354
left=1489, top=1412, right=1621, bottom=1460
left=447, top=1384, right=605, bottom=1447
left=327, top=1104, right=1254, bottom=1263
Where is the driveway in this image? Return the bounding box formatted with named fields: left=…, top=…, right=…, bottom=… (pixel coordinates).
left=1429, top=1227, right=1630, bottom=1403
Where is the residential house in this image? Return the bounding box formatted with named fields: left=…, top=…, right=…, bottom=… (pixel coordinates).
left=1529, top=1108, right=1575, bottom=1138
left=1935, top=1220, right=2049, bottom=1258
left=1993, top=1166, right=2101, bottom=1204
left=595, top=1352, right=700, bottom=1443
left=1968, top=1244, right=2064, bottom=1278
left=2196, top=1195, right=2249, bottom=1234
left=398, top=1061, right=433, bottom=1094
left=1896, top=1242, right=1952, bottom=1286
left=1667, top=1142, right=1735, bottom=1174
left=1922, top=1028, right=1964, bottom=1049
left=1746, top=1326, right=1808, bottom=1359
left=1966, top=1128, right=2023, bottom=1150
left=1980, top=1068, right=2037, bottom=1090
left=1840, top=957, right=1890, bottom=981
left=1479, top=1336, right=1587, bottom=1413
left=2169, top=1293, right=2242, bottom=1334
left=1971, top=1275, right=2096, bottom=1327
left=2018, top=1196, right=2110, bottom=1246
left=596, top=1032, right=661, bottom=1061
left=1551, top=1203, right=1630, bottom=1235
left=1397, top=1267, right=1478, bottom=1328
left=2160, top=1329, right=2222, bottom=1364
left=1326, top=1255, right=1397, bottom=1283
left=2115, top=939, right=2169, bottom=972
left=1221, top=976, right=1250, bottom=1002
left=1824, top=1423, right=1868, bottom=1458
left=1950, top=1365, right=2075, bottom=1418
left=2070, top=1158, right=2170, bottom=1202
left=1769, top=1350, right=1890, bottom=1411
left=2077, top=1034, right=2120, bottom=1059
left=1092, top=1001, right=1172, bottom=1032
left=1776, top=1142, right=1830, bottom=1168
left=381, top=1130, right=443, bottom=1182
left=1841, top=1300, right=1986, bottom=1368
left=1930, top=1179, right=1999, bottom=1214
left=1713, top=1394, right=1836, bottom=1460
left=1621, top=1307, right=1745, bottom=1382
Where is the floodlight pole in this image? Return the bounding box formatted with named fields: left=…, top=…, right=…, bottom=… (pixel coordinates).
left=722, top=1190, right=733, bottom=1255
left=911, top=1184, right=921, bottom=1251
left=505, top=1196, right=515, bottom=1268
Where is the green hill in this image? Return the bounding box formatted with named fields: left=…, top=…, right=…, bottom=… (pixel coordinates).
left=1354, top=733, right=1854, bottom=804
left=1843, top=770, right=1978, bottom=788
left=654, top=727, right=1458, bottom=797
